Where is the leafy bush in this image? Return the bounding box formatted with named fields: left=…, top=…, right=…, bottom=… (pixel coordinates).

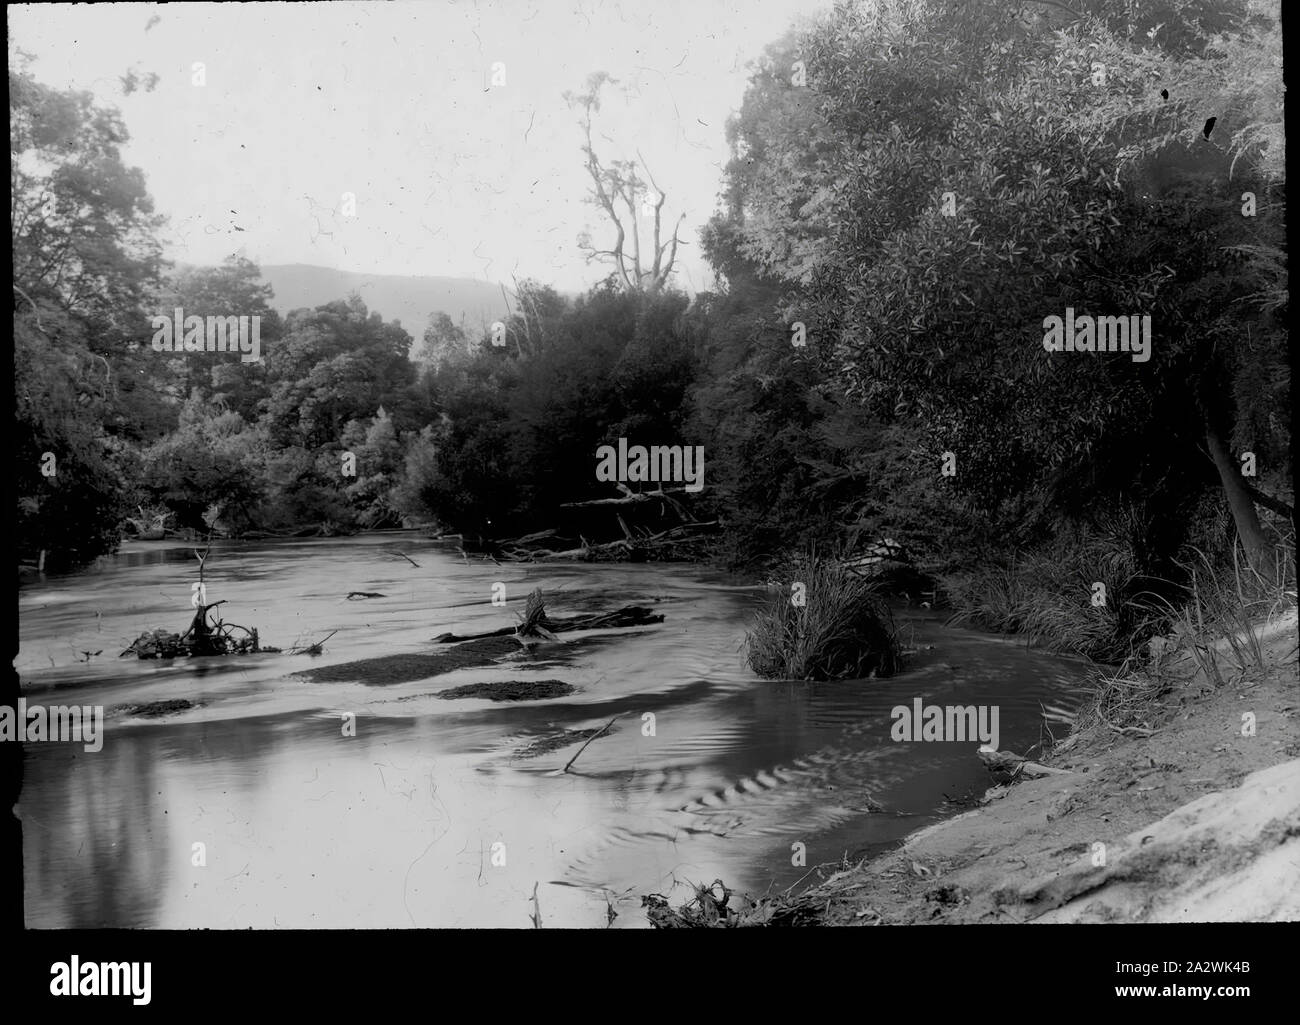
left=140, top=398, right=265, bottom=532
left=254, top=446, right=354, bottom=532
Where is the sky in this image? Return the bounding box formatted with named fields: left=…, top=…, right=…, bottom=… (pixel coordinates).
left=10, top=0, right=825, bottom=294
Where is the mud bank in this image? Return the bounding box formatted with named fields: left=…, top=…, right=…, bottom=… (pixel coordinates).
left=295, top=593, right=664, bottom=686
left=790, top=611, right=1300, bottom=925
left=296, top=636, right=523, bottom=684
left=436, top=679, right=574, bottom=701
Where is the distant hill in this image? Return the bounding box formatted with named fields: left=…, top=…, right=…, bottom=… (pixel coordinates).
left=258, top=264, right=510, bottom=339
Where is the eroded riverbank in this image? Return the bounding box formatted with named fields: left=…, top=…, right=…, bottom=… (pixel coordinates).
left=784, top=610, right=1300, bottom=924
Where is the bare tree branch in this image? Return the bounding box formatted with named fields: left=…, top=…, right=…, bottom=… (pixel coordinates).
left=568, top=76, right=686, bottom=293
left=574, top=91, right=636, bottom=290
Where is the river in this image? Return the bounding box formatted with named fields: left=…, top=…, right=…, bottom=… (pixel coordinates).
left=16, top=532, right=1094, bottom=927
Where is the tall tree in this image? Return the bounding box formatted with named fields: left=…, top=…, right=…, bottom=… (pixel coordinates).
left=565, top=72, right=687, bottom=294
left=415, top=311, right=468, bottom=370
left=497, top=279, right=569, bottom=358
left=261, top=295, right=415, bottom=450
left=11, top=54, right=167, bottom=565
left=157, top=256, right=284, bottom=422
left=708, top=0, right=1287, bottom=569
left=11, top=52, right=165, bottom=367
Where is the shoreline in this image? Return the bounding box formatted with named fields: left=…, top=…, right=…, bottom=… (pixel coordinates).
left=24, top=532, right=1296, bottom=926
left=790, top=609, right=1299, bottom=924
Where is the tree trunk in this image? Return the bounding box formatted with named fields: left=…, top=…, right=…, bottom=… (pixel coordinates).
left=1205, top=421, right=1271, bottom=573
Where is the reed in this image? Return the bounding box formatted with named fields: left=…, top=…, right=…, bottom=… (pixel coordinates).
left=746, top=551, right=903, bottom=681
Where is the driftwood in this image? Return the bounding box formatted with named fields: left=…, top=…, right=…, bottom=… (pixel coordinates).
left=182, top=599, right=229, bottom=655
left=523, top=538, right=633, bottom=561
left=120, top=546, right=264, bottom=659
left=514, top=589, right=560, bottom=641
left=126, top=506, right=172, bottom=540
left=288, top=630, right=339, bottom=656
left=493, top=521, right=719, bottom=563
left=561, top=483, right=696, bottom=525
left=563, top=715, right=621, bottom=773
left=432, top=598, right=664, bottom=643
left=508, top=529, right=561, bottom=546
left=120, top=602, right=261, bottom=659
left=560, top=482, right=692, bottom=507
left=452, top=481, right=714, bottom=564
left=979, top=747, right=1074, bottom=781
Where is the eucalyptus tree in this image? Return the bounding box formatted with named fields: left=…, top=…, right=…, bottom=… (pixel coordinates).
left=565, top=72, right=687, bottom=294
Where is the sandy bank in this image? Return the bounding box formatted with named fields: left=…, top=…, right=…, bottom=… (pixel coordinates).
left=799, top=609, right=1299, bottom=924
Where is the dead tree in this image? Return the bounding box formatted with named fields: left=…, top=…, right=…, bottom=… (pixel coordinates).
left=565, top=72, right=686, bottom=294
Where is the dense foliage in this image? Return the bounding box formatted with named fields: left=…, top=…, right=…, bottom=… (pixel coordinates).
left=15, top=1, right=1289, bottom=663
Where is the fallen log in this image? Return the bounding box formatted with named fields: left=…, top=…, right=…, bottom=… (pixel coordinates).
left=532, top=538, right=634, bottom=561
left=507, top=529, right=563, bottom=546
left=498, top=523, right=719, bottom=563
left=979, top=746, right=1074, bottom=781
left=432, top=597, right=664, bottom=643
left=560, top=483, right=694, bottom=508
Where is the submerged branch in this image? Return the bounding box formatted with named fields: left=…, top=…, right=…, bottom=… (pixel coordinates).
left=563, top=715, right=621, bottom=773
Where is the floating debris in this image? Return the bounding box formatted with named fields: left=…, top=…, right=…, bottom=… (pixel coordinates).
left=119, top=546, right=265, bottom=659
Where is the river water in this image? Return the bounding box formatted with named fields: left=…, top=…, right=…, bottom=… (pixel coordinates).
left=16, top=533, right=1094, bottom=928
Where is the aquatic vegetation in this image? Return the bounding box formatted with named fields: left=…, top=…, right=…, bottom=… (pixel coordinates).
left=745, top=552, right=903, bottom=681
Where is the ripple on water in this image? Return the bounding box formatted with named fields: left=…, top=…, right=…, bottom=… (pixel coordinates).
left=18, top=537, right=1096, bottom=927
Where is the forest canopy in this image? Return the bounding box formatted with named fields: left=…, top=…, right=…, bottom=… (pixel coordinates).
left=14, top=0, right=1289, bottom=651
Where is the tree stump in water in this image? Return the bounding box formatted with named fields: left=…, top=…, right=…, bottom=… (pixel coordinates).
left=183, top=601, right=227, bottom=656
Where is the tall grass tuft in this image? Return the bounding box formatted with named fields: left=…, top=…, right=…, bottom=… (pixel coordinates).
left=1076, top=527, right=1296, bottom=737
left=746, top=552, right=903, bottom=681
left=1135, top=532, right=1296, bottom=686
left=940, top=506, right=1158, bottom=662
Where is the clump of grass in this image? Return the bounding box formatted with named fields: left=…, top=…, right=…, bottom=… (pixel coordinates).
left=746, top=552, right=903, bottom=681
left=1135, top=535, right=1296, bottom=686
left=1075, top=529, right=1296, bottom=738
left=941, top=507, right=1159, bottom=662
left=1073, top=656, right=1171, bottom=738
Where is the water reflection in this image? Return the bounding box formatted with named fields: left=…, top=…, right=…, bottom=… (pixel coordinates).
left=23, top=738, right=168, bottom=927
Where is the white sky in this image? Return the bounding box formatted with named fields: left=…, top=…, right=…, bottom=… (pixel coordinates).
left=10, top=0, right=823, bottom=293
